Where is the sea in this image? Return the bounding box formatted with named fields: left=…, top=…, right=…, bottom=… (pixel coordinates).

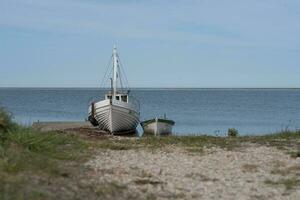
left=0, top=88, right=299, bottom=136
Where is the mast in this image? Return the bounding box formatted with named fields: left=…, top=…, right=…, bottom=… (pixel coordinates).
left=112, top=45, right=118, bottom=96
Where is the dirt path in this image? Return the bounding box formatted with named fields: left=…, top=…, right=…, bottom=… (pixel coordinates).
left=32, top=121, right=92, bottom=132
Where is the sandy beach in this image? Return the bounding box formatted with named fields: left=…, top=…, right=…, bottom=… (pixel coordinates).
left=2, top=0, right=300, bottom=198
left=1, top=122, right=299, bottom=199
left=85, top=140, right=299, bottom=200
left=31, top=122, right=300, bottom=199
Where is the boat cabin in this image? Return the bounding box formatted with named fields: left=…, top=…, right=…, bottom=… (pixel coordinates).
left=105, top=93, right=128, bottom=103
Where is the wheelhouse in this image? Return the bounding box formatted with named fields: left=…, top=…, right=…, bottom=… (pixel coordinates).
left=105, top=93, right=128, bottom=103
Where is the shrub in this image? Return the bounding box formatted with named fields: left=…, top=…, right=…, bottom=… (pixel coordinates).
left=228, top=128, right=239, bottom=137
left=0, top=107, right=17, bottom=131
left=0, top=107, right=17, bottom=142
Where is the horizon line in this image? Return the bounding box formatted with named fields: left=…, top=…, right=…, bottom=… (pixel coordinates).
left=0, top=87, right=300, bottom=90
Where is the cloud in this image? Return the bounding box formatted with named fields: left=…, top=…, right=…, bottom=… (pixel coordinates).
left=0, top=0, right=300, bottom=49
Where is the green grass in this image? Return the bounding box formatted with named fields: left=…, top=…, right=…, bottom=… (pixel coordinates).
left=0, top=108, right=90, bottom=199
left=0, top=107, right=18, bottom=142
left=123, top=135, right=239, bottom=150
left=1, top=106, right=299, bottom=199
left=0, top=129, right=89, bottom=199
left=0, top=127, right=87, bottom=174
left=94, top=130, right=300, bottom=153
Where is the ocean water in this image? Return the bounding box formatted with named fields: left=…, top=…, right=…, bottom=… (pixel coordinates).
left=0, top=88, right=299, bottom=135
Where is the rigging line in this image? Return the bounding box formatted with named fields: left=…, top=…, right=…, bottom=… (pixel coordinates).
left=103, top=64, right=113, bottom=88
left=105, top=66, right=113, bottom=89
left=100, top=55, right=113, bottom=88
left=118, top=64, right=125, bottom=93
left=116, top=53, right=124, bottom=93
left=117, top=55, right=130, bottom=90
left=116, top=53, right=125, bottom=92
left=119, top=62, right=127, bottom=92
left=99, top=55, right=113, bottom=88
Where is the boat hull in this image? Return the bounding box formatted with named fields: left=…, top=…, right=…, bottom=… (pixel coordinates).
left=141, top=119, right=174, bottom=135
left=89, top=99, right=139, bottom=134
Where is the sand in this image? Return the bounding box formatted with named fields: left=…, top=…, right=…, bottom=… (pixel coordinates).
left=32, top=121, right=92, bottom=132
left=30, top=121, right=300, bottom=199
left=86, top=143, right=300, bottom=200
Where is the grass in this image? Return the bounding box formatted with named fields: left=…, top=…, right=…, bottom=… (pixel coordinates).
left=0, top=127, right=87, bottom=174
left=94, top=135, right=243, bottom=152
left=94, top=130, right=300, bottom=154
left=228, top=128, right=239, bottom=137
left=0, top=129, right=89, bottom=199
left=0, top=108, right=90, bottom=199
left=1, top=106, right=300, bottom=199
left=0, top=107, right=18, bottom=143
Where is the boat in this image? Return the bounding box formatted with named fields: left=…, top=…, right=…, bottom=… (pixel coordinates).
left=88, top=45, right=140, bottom=134
left=141, top=116, right=175, bottom=136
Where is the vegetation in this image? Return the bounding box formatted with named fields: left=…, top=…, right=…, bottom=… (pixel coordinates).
left=0, top=107, right=17, bottom=141
left=0, top=107, right=299, bottom=199
left=227, top=128, right=239, bottom=137
left=95, top=130, right=300, bottom=153
left=0, top=108, right=90, bottom=199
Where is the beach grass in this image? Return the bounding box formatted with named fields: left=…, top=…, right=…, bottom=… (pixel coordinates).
left=94, top=130, right=300, bottom=153
left=1, top=107, right=300, bottom=199
left=0, top=129, right=89, bottom=199
left=0, top=108, right=90, bottom=199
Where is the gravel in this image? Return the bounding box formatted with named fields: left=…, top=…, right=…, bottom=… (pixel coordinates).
left=86, top=143, right=300, bottom=199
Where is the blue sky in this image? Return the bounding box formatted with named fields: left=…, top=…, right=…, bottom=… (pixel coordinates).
left=0, top=0, right=300, bottom=88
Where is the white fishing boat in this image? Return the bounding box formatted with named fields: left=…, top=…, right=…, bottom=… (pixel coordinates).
left=141, top=116, right=175, bottom=136
left=88, top=45, right=140, bottom=134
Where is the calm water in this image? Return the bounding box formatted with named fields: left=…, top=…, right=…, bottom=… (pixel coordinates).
left=0, top=88, right=299, bottom=135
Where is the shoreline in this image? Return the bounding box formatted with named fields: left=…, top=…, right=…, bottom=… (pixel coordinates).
left=1, top=117, right=300, bottom=199
left=31, top=121, right=299, bottom=136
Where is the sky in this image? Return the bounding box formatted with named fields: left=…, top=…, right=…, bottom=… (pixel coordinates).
left=0, top=0, right=300, bottom=88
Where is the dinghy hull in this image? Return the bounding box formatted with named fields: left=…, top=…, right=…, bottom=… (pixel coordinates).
left=141, top=118, right=175, bottom=135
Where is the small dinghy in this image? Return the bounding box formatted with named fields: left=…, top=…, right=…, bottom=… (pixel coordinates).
left=141, top=116, right=175, bottom=136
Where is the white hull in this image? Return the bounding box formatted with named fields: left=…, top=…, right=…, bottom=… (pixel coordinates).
left=142, top=120, right=173, bottom=135
left=88, top=45, right=140, bottom=134
left=89, top=99, right=139, bottom=134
